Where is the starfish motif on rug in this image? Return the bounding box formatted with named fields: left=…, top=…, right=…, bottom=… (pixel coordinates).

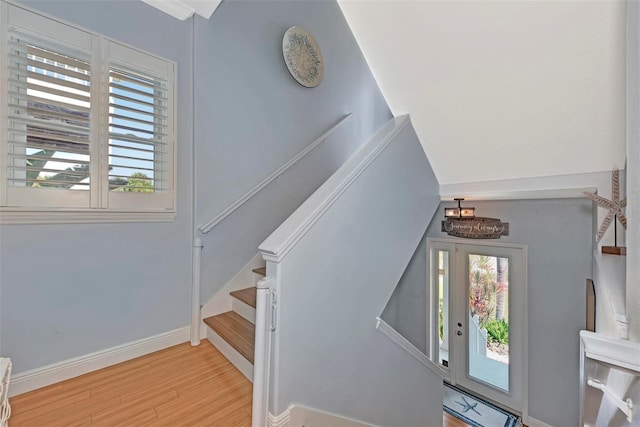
left=584, top=168, right=627, bottom=242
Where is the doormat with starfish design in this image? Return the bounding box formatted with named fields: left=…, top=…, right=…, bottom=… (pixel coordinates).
left=443, top=383, right=519, bottom=427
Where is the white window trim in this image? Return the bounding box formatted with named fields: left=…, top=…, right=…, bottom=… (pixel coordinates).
left=0, top=208, right=175, bottom=225
left=0, top=0, right=177, bottom=224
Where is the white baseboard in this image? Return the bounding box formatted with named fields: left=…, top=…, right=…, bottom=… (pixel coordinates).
left=206, top=327, right=253, bottom=383
left=9, top=326, right=190, bottom=397
left=290, top=404, right=374, bottom=427
left=524, top=415, right=553, bottom=427
left=268, top=405, right=374, bottom=427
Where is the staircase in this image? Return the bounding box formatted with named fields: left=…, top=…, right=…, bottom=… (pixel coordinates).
left=202, top=267, right=265, bottom=382
left=195, top=116, right=441, bottom=425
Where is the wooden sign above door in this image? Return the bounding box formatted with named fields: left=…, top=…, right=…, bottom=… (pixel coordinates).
left=441, top=217, right=509, bottom=239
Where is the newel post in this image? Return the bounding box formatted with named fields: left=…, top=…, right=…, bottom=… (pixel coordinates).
left=190, top=237, right=204, bottom=346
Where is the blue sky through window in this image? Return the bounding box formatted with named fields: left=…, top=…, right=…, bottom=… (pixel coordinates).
left=108, top=68, right=165, bottom=192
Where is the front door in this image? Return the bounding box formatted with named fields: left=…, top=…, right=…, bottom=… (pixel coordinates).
left=429, top=239, right=527, bottom=414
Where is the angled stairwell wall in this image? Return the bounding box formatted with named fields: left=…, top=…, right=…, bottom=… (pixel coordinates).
left=258, top=116, right=443, bottom=426
left=194, top=0, right=392, bottom=304
left=381, top=231, right=429, bottom=354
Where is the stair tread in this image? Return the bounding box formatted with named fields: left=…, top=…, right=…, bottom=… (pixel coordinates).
left=252, top=267, right=266, bottom=277
left=203, top=312, right=255, bottom=364
left=230, top=287, right=257, bottom=308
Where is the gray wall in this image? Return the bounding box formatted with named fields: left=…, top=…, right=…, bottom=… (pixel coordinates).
left=0, top=0, right=391, bottom=374
left=271, top=122, right=443, bottom=425
left=382, top=231, right=428, bottom=353
left=194, top=0, right=391, bottom=303
left=0, top=0, right=194, bottom=373
left=382, top=198, right=593, bottom=426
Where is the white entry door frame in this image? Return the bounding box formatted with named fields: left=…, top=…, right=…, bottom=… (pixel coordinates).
left=427, top=238, right=528, bottom=418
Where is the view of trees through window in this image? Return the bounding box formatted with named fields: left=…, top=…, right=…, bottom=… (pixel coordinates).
left=469, top=254, right=509, bottom=363
left=107, top=66, right=164, bottom=194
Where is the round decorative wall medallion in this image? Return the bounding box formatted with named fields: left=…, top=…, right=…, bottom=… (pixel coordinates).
left=282, top=26, right=324, bottom=88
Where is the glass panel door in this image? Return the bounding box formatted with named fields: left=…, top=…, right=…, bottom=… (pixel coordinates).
left=467, top=253, right=510, bottom=392
left=438, top=249, right=450, bottom=367
left=429, top=241, right=455, bottom=371
left=428, top=239, right=526, bottom=414
left=453, top=243, right=525, bottom=413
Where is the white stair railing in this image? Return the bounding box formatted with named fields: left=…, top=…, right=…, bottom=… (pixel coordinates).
left=191, top=114, right=352, bottom=346
left=190, top=237, right=204, bottom=345
left=254, top=115, right=443, bottom=425
left=579, top=331, right=640, bottom=426
left=252, top=276, right=275, bottom=427
left=586, top=379, right=633, bottom=423
left=199, top=113, right=352, bottom=234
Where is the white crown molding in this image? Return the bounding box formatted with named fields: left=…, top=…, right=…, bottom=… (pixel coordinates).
left=141, top=0, right=222, bottom=21
left=9, top=327, right=190, bottom=397
left=141, top=0, right=194, bottom=20
left=183, top=0, right=222, bottom=19
left=439, top=170, right=617, bottom=201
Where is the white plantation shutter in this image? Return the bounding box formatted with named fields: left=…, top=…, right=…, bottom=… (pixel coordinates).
left=1, top=4, right=175, bottom=219
left=106, top=41, right=174, bottom=210
left=108, top=66, right=168, bottom=193
left=4, top=10, right=93, bottom=208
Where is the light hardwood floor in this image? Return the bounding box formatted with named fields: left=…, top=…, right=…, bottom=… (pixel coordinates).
left=9, top=340, right=468, bottom=426
left=444, top=412, right=472, bottom=427
left=9, top=341, right=252, bottom=426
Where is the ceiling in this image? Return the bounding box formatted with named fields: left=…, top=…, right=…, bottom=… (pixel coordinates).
left=338, top=0, right=627, bottom=186
left=142, top=0, right=628, bottom=188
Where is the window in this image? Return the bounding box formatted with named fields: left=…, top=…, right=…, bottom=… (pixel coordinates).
left=0, top=3, right=176, bottom=223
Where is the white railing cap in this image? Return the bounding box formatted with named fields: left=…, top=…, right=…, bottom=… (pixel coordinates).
left=259, top=115, right=410, bottom=263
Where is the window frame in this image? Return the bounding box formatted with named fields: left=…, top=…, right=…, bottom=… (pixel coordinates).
left=0, top=1, right=177, bottom=224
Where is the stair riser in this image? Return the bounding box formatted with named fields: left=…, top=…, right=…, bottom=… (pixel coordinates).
left=232, top=298, right=256, bottom=324
left=206, top=328, right=254, bottom=382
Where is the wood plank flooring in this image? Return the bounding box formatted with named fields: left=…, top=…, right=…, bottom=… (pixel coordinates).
left=444, top=412, right=472, bottom=427
left=8, top=341, right=252, bottom=427
left=9, top=339, right=469, bottom=427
